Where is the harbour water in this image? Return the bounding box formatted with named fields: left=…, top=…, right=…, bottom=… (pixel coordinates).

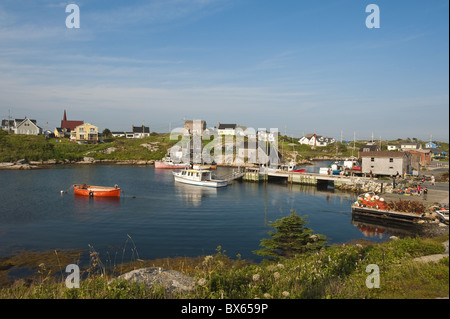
left=0, top=162, right=390, bottom=265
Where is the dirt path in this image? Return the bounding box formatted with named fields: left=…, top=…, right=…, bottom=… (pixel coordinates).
left=413, top=240, right=449, bottom=263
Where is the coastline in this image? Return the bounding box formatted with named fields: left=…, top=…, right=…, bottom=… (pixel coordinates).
left=0, top=158, right=321, bottom=170
left=0, top=158, right=157, bottom=170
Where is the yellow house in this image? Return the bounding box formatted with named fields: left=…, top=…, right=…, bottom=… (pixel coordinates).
left=70, top=123, right=99, bottom=144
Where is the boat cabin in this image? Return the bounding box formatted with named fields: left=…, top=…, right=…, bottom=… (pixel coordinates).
left=179, top=169, right=213, bottom=181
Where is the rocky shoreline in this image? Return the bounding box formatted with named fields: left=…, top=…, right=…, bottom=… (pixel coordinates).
left=0, top=158, right=157, bottom=170
left=0, top=157, right=320, bottom=170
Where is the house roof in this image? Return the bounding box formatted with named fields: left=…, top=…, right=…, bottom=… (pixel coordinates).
left=408, top=149, right=431, bottom=154
left=218, top=124, right=236, bottom=129
left=132, top=125, right=150, bottom=133
left=359, top=145, right=380, bottom=152
left=316, top=136, right=334, bottom=143
left=1, top=119, right=14, bottom=127
left=61, top=110, right=83, bottom=131
left=360, top=151, right=408, bottom=158
left=15, top=118, right=37, bottom=125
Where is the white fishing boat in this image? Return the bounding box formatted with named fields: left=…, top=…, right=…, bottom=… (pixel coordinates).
left=173, top=168, right=228, bottom=188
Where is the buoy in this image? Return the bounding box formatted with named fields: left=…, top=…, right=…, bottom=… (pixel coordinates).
left=60, top=190, right=64, bottom=195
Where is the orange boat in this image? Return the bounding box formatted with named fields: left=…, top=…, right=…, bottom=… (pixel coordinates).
left=73, top=184, right=120, bottom=197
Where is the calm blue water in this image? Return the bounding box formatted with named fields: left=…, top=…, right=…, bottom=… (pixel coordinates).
left=0, top=163, right=387, bottom=264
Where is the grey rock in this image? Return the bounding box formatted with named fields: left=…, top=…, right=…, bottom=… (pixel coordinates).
left=112, top=267, right=195, bottom=295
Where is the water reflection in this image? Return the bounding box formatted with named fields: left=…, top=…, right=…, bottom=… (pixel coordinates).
left=73, top=194, right=121, bottom=213
left=351, top=214, right=428, bottom=239
left=173, top=183, right=218, bottom=207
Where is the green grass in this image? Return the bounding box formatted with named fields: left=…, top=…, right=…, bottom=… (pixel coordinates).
left=0, top=131, right=176, bottom=162
left=0, top=235, right=447, bottom=299
left=2, top=131, right=448, bottom=164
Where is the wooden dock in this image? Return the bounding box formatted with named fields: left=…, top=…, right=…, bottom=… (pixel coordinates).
left=242, top=167, right=354, bottom=186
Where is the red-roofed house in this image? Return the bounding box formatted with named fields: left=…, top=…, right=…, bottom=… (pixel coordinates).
left=61, top=110, right=83, bottom=131
left=55, top=110, right=84, bottom=137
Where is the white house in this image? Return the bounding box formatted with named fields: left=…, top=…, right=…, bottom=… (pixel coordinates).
left=298, top=134, right=335, bottom=147
left=14, top=118, right=42, bottom=135
left=112, top=132, right=126, bottom=137
left=387, top=145, right=398, bottom=151
left=112, top=125, right=150, bottom=138
left=217, top=123, right=237, bottom=136
left=128, top=125, right=150, bottom=138
left=400, top=143, right=421, bottom=150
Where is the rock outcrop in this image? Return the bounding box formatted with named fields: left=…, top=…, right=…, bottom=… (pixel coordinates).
left=111, top=267, right=196, bottom=295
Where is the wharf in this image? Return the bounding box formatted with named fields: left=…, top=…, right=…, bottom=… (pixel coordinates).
left=352, top=181, right=449, bottom=226
left=351, top=205, right=430, bottom=224
left=242, top=167, right=353, bottom=186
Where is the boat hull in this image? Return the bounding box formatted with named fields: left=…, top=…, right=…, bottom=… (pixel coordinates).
left=173, top=176, right=228, bottom=188
left=73, top=185, right=120, bottom=197
left=155, top=161, right=189, bottom=169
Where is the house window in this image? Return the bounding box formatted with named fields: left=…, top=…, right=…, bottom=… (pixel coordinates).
left=371, top=157, right=374, bottom=162
left=90, top=128, right=95, bottom=132
left=389, top=158, right=393, bottom=162
left=79, top=127, right=84, bottom=132
left=389, top=166, right=394, bottom=169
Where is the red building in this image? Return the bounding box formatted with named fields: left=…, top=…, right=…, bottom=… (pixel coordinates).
left=60, top=110, right=83, bottom=131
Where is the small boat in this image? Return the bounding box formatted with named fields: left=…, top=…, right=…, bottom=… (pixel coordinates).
left=344, top=159, right=361, bottom=171
left=330, top=161, right=343, bottom=175
left=155, top=157, right=189, bottom=169
left=173, top=169, right=228, bottom=188
left=435, top=209, right=449, bottom=224
left=73, top=184, right=120, bottom=197
left=283, top=161, right=305, bottom=173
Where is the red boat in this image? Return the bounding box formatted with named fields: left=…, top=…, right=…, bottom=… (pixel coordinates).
left=73, top=184, right=120, bottom=197
left=291, top=168, right=306, bottom=173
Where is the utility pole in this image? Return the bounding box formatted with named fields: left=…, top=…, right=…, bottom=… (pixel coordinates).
left=352, top=131, right=356, bottom=158
left=7, top=109, right=10, bottom=134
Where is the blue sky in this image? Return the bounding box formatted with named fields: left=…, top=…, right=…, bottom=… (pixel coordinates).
left=0, top=0, right=448, bottom=141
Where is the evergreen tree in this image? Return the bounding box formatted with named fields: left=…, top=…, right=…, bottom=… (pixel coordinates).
left=254, top=210, right=327, bottom=259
